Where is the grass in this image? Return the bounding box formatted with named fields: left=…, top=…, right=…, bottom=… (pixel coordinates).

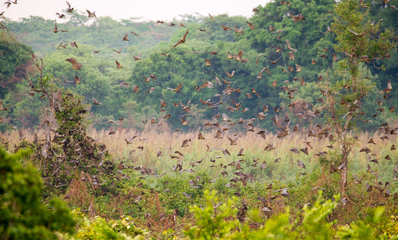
left=2, top=126, right=397, bottom=183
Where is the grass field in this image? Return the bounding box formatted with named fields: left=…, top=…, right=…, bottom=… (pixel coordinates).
left=3, top=126, right=397, bottom=183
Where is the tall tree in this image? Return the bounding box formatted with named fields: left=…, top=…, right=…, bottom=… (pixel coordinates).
left=326, top=0, right=397, bottom=196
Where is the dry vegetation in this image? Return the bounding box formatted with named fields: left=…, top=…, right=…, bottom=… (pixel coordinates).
left=3, top=126, right=397, bottom=183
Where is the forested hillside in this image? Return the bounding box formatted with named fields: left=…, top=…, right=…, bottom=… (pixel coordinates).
left=0, top=0, right=397, bottom=132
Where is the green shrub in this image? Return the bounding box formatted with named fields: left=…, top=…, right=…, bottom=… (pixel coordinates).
left=0, top=148, right=76, bottom=239
left=184, top=190, right=241, bottom=240
left=63, top=209, right=147, bottom=240
left=247, top=191, right=338, bottom=240
left=380, top=215, right=398, bottom=239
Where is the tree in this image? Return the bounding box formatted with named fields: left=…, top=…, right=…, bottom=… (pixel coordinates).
left=366, top=0, right=398, bottom=103
left=245, top=0, right=337, bottom=84
left=0, top=31, right=34, bottom=99
left=127, top=39, right=261, bottom=130
left=324, top=0, right=397, bottom=196
left=23, top=72, right=119, bottom=195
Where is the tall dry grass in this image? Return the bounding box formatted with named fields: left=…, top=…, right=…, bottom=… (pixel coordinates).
left=2, top=125, right=397, bottom=183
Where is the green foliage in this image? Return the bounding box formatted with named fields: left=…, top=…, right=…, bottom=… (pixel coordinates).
left=0, top=31, right=34, bottom=98
left=246, top=0, right=336, bottom=84
left=0, top=148, right=76, bottom=239
left=5, top=13, right=180, bottom=56
left=366, top=0, right=398, bottom=102
left=336, top=207, right=388, bottom=240
left=379, top=214, right=398, bottom=239
left=282, top=62, right=384, bottom=130
left=184, top=190, right=241, bottom=239
left=62, top=209, right=147, bottom=240
left=1, top=0, right=397, bottom=131
left=246, top=191, right=337, bottom=240
left=182, top=190, right=398, bottom=240
left=183, top=190, right=398, bottom=240
left=332, top=0, right=396, bottom=78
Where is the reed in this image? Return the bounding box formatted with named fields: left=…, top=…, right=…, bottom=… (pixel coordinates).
left=2, top=126, right=396, bottom=183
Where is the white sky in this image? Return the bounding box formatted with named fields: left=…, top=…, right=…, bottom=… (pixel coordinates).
left=0, top=0, right=270, bottom=22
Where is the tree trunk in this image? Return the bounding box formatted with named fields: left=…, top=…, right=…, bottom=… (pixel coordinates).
left=340, top=115, right=352, bottom=197
left=340, top=151, right=348, bottom=197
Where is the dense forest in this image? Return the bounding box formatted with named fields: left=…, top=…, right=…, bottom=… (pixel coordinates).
left=0, top=0, right=397, bottom=132
left=1, top=0, right=398, bottom=239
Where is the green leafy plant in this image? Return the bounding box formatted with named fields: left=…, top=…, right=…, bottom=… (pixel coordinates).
left=184, top=190, right=242, bottom=239
left=0, top=148, right=76, bottom=240
left=65, top=209, right=147, bottom=240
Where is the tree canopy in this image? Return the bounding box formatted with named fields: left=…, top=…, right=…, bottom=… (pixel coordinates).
left=0, top=0, right=397, bottom=131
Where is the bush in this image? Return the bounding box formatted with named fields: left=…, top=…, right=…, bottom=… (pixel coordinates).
left=183, top=190, right=398, bottom=240
left=0, top=148, right=76, bottom=239
left=61, top=209, right=147, bottom=240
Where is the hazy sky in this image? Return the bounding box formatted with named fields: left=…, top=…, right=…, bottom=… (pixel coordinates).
left=0, top=0, right=270, bottom=22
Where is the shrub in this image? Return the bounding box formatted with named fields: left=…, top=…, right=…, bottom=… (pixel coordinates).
left=0, top=148, right=76, bottom=239
left=63, top=209, right=147, bottom=240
